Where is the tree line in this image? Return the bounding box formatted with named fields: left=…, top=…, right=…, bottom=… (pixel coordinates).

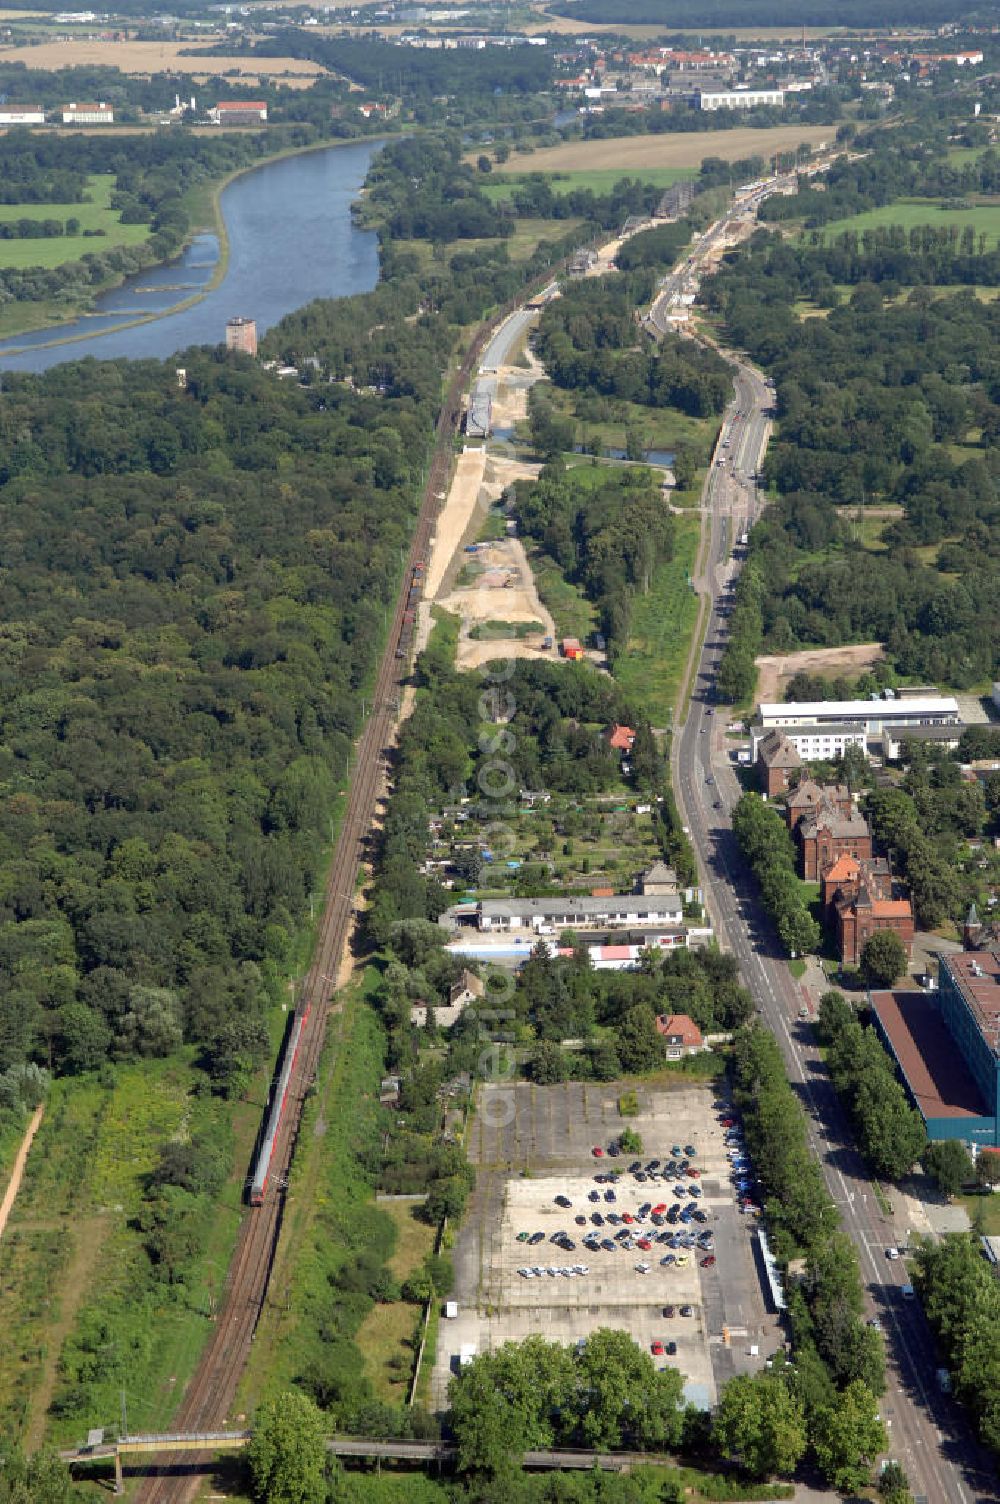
left=731, top=794, right=820, bottom=958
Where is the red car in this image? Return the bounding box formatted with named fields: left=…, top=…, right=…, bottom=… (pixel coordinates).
left=720, top=1117, right=735, bottom=1128
left=700, top=1255, right=716, bottom=1267
left=687, top=1168, right=701, bottom=1179
left=652, top=1203, right=667, bottom=1215
left=651, top=1340, right=664, bottom=1356
left=622, top=1212, right=634, bottom=1224
left=637, top=1237, right=652, bottom=1251
left=592, top=1146, right=604, bottom=1158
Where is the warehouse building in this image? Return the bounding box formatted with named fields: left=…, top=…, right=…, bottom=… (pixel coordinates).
left=750, top=693, right=961, bottom=762
left=871, top=950, right=1000, bottom=1148
left=696, top=86, right=785, bottom=110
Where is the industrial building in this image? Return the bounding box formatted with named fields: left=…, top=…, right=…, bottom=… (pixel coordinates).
left=871, top=950, right=1000, bottom=1148
left=210, top=101, right=268, bottom=125
left=696, top=87, right=785, bottom=110
left=61, top=101, right=114, bottom=124
left=750, top=693, right=961, bottom=762
left=0, top=106, right=46, bottom=124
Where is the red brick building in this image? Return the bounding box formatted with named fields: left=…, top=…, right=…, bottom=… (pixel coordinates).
left=785, top=779, right=852, bottom=833
left=756, top=729, right=802, bottom=796
left=821, top=854, right=914, bottom=966
left=837, top=891, right=914, bottom=967
left=799, top=804, right=872, bottom=881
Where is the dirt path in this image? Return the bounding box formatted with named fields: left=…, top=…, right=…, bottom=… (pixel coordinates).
left=754, top=642, right=885, bottom=705
left=0, top=1104, right=44, bottom=1246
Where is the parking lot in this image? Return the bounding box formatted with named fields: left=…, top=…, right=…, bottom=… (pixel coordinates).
left=432, top=1078, right=784, bottom=1410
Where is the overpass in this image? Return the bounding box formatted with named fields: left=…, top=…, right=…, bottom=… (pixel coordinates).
left=61, top=1430, right=681, bottom=1492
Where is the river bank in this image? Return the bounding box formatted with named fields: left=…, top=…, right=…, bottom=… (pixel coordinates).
left=0, top=138, right=384, bottom=370
left=0, top=131, right=393, bottom=351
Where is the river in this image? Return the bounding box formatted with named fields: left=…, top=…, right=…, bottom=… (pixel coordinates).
left=0, top=139, right=382, bottom=374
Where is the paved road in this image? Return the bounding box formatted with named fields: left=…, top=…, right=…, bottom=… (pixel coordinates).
left=670, top=237, right=1000, bottom=1503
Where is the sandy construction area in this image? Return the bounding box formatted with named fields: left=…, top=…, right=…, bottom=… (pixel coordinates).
left=494, top=125, right=834, bottom=176
left=0, top=38, right=328, bottom=80
left=425, top=448, right=489, bottom=601
left=754, top=642, right=885, bottom=705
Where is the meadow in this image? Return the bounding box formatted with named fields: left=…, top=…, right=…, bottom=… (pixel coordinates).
left=818, top=196, right=1000, bottom=245
left=482, top=165, right=696, bottom=200
left=0, top=173, right=151, bottom=270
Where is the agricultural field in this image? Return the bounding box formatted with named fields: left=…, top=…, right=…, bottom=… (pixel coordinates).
left=0, top=36, right=327, bottom=81
left=482, top=165, right=696, bottom=200
left=487, top=124, right=835, bottom=176
left=818, top=196, right=1000, bottom=245
left=0, top=173, right=150, bottom=270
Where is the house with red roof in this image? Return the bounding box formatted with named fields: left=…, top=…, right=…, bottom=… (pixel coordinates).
left=655, top=1013, right=704, bottom=1057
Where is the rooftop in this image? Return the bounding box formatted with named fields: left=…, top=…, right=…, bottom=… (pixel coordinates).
left=473, top=894, right=683, bottom=919
left=759, top=696, right=959, bottom=720
left=757, top=730, right=801, bottom=768
left=871, top=989, right=992, bottom=1121
left=942, top=950, right=1000, bottom=1057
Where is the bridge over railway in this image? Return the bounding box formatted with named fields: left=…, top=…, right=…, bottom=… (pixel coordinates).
left=62, top=1430, right=680, bottom=1492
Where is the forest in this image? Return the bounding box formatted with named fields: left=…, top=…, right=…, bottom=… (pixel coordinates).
left=0, top=344, right=436, bottom=1095
left=705, top=229, right=1000, bottom=689
left=532, top=273, right=730, bottom=419
left=252, top=30, right=552, bottom=100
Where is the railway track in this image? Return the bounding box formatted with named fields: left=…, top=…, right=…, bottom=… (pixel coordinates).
left=132, top=288, right=544, bottom=1503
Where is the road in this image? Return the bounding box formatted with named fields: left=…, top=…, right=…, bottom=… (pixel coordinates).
left=670, top=227, right=1000, bottom=1503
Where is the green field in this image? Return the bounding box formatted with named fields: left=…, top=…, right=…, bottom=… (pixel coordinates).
left=818, top=196, right=1000, bottom=245
left=614, top=512, right=702, bottom=727
left=482, top=165, right=696, bottom=201
left=0, top=174, right=152, bottom=270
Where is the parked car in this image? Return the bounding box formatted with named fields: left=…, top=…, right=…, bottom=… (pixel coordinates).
left=592, top=1146, right=604, bottom=1158
left=651, top=1340, right=664, bottom=1356
left=665, top=1341, right=677, bottom=1356
left=555, top=1195, right=571, bottom=1208
left=680, top=1305, right=694, bottom=1317
left=701, top=1255, right=716, bottom=1267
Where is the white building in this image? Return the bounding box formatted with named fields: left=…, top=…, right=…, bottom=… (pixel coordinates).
left=444, top=893, right=685, bottom=934
left=0, top=106, right=46, bottom=125
left=697, top=87, right=785, bottom=110
left=62, top=101, right=114, bottom=124
left=750, top=694, right=960, bottom=760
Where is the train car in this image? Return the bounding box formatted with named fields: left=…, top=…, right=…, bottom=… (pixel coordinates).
left=247, top=1005, right=311, bottom=1205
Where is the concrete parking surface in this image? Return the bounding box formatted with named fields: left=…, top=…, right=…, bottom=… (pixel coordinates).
left=432, top=1078, right=784, bottom=1410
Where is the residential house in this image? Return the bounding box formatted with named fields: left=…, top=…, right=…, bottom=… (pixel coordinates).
left=655, top=1013, right=705, bottom=1056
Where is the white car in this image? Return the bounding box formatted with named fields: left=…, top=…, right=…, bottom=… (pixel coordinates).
left=635, top=1262, right=651, bottom=1274
left=886, top=1247, right=900, bottom=1261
